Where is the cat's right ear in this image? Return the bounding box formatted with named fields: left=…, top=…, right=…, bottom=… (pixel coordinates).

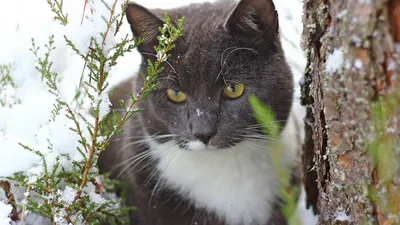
left=224, top=0, right=278, bottom=35
left=126, top=3, right=163, bottom=53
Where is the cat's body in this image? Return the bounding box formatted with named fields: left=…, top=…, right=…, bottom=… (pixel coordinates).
left=99, top=0, right=302, bottom=224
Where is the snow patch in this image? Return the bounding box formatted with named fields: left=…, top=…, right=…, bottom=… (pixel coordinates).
left=58, top=186, right=76, bottom=205
left=196, top=108, right=204, bottom=117
left=94, top=92, right=112, bottom=121
left=336, top=211, right=350, bottom=222
left=354, top=59, right=363, bottom=69
left=326, top=48, right=344, bottom=73
left=0, top=201, right=12, bottom=225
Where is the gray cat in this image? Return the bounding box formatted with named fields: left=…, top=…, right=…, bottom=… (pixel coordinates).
left=98, top=0, right=302, bottom=224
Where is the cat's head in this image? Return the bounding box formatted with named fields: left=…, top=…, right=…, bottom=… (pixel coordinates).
left=126, top=0, right=293, bottom=151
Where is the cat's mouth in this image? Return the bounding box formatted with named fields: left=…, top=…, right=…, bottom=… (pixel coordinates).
left=178, top=138, right=242, bottom=151
left=184, top=140, right=216, bottom=151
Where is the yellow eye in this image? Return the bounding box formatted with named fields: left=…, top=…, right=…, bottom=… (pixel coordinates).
left=166, top=89, right=186, bottom=103
left=223, top=83, right=245, bottom=99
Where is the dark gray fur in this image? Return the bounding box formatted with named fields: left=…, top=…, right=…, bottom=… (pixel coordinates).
left=98, top=0, right=297, bottom=224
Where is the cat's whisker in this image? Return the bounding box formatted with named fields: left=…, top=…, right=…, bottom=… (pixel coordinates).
left=118, top=107, right=173, bottom=112
left=241, top=136, right=278, bottom=144
left=243, top=139, right=282, bottom=153
left=117, top=134, right=178, bottom=153
left=154, top=91, right=167, bottom=106
left=116, top=151, right=155, bottom=178
left=217, top=46, right=242, bottom=81
left=217, top=47, right=259, bottom=80
left=118, top=141, right=178, bottom=178
left=149, top=174, right=164, bottom=210
left=222, top=79, right=242, bottom=84
left=244, top=124, right=264, bottom=128
left=230, top=144, right=244, bottom=178
left=143, top=142, right=181, bottom=188
left=155, top=72, right=178, bottom=98
left=112, top=150, right=150, bottom=169
left=112, top=150, right=154, bottom=175
left=240, top=134, right=272, bottom=139
left=146, top=145, right=181, bottom=189
left=220, top=46, right=239, bottom=68
left=110, top=107, right=172, bottom=112
left=113, top=133, right=178, bottom=141
left=122, top=142, right=175, bottom=178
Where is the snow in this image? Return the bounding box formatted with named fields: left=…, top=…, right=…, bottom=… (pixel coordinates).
left=337, top=10, right=348, bottom=19
left=0, top=201, right=12, bottom=225
left=297, top=188, right=319, bottom=225
left=58, top=186, right=76, bottom=205
left=335, top=205, right=351, bottom=222
left=94, top=93, right=112, bottom=121
left=354, top=59, right=363, bottom=69
left=196, top=108, right=204, bottom=117
left=335, top=211, right=350, bottom=222
left=0, top=0, right=314, bottom=224
left=326, top=48, right=344, bottom=73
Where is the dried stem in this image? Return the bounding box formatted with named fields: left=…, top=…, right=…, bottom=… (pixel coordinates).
left=81, top=0, right=88, bottom=25
left=0, top=181, right=18, bottom=221
left=102, top=0, right=118, bottom=46
left=114, top=0, right=129, bottom=36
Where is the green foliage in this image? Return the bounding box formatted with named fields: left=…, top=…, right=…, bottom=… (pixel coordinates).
left=249, top=96, right=301, bottom=225
left=0, top=63, right=19, bottom=107
left=366, top=91, right=400, bottom=224
left=46, top=0, right=68, bottom=25
left=0, top=1, right=185, bottom=224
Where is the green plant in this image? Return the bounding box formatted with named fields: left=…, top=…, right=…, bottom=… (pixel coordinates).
left=0, top=63, right=19, bottom=107
left=0, top=1, right=184, bottom=224
left=367, top=91, right=400, bottom=225
left=249, top=96, right=301, bottom=225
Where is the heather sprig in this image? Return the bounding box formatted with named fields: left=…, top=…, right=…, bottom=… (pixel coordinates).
left=0, top=1, right=184, bottom=224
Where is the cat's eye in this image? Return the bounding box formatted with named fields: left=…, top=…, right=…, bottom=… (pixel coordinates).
left=223, top=83, right=245, bottom=99
left=166, top=89, right=186, bottom=103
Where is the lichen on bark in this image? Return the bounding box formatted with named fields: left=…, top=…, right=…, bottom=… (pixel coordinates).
left=301, top=0, right=400, bottom=224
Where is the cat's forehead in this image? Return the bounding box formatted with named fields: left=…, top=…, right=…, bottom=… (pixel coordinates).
left=155, top=1, right=282, bottom=89
left=164, top=36, right=270, bottom=88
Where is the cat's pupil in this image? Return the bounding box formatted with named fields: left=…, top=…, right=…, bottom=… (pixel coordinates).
left=174, top=90, right=179, bottom=96
left=228, top=85, right=235, bottom=92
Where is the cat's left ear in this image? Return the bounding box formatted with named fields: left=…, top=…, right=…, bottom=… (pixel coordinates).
left=225, top=0, right=278, bottom=34
left=126, top=3, right=164, bottom=53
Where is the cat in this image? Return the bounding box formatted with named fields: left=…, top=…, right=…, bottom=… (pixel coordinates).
left=98, top=0, right=303, bottom=224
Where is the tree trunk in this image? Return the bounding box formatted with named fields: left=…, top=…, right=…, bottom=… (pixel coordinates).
left=301, top=0, right=400, bottom=224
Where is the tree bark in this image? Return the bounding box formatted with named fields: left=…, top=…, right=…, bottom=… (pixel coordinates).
left=301, top=0, right=400, bottom=224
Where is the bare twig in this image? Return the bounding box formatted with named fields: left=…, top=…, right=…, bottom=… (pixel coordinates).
left=114, top=0, right=129, bottom=36
left=90, top=178, right=103, bottom=194
left=102, top=0, right=118, bottom=46
left=0, top=181, right=18, bottom=221
left=81, top=0, right=89, bottom=25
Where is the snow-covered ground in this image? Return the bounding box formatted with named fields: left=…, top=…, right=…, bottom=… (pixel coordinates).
left=0, top=0, right=315, bottom=224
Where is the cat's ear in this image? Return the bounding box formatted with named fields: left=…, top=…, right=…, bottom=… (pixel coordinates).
left=225, top=0, right=278, bottom=34
left=126, top=3, right=164, bottom=53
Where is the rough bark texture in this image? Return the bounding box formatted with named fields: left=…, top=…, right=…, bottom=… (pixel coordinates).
left=301, top=0, right=400, bottom=224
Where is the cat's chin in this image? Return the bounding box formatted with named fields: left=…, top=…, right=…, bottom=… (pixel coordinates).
left=185, top=140, right=218, bottom=151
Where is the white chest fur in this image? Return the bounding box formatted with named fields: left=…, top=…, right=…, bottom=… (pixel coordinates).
left=146, top=113, right=300, bottom=225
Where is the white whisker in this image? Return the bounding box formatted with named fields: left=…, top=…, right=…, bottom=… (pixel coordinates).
left=216, top=47, right=259, bottom=80
left=117, top=141, right=178, bottom=178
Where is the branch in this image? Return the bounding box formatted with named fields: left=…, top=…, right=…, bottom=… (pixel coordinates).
left=0, top=181, right=18, bottom=221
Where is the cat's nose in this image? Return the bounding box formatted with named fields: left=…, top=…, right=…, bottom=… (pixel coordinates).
left=193, top=130, right=217, bottom=145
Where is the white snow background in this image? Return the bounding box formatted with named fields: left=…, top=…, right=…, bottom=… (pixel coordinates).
left=0, top=0, right=316, bottom=224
